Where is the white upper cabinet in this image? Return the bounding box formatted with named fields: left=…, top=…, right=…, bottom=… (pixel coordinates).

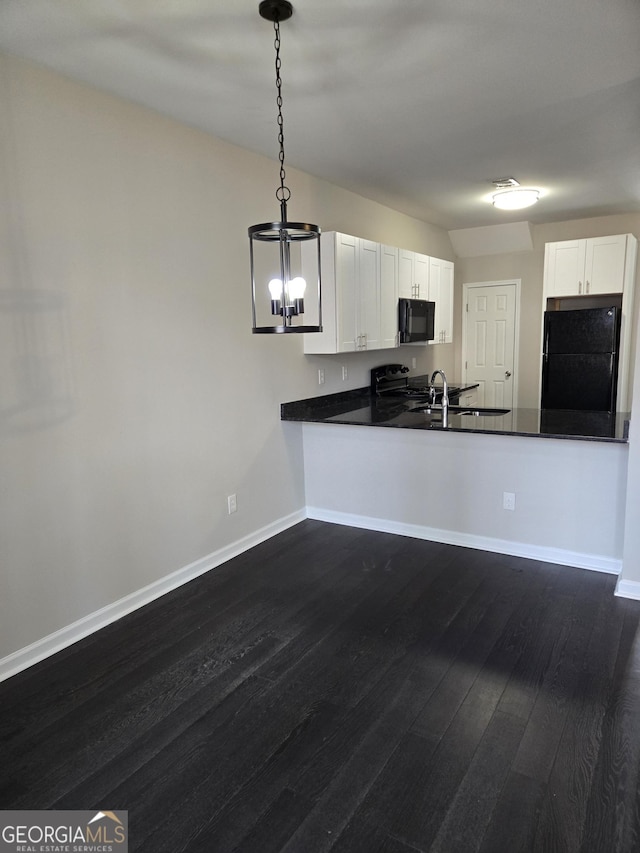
left=585, top=236, right=630, bottom=294
left=398, top=249, right=429, bottom=299
left=544, top=234, right=633, bottom=297
left=334, top=231, right=359, bottom=352
left=428, top=257, right=454, bottom=345
left=303, top=231, right=453, bottom=354
left=358, top=238, right=382, bottom=351
left=399, top=250, right=454, bottom=345
left=380, top=244, right=400, bottom=350
left=303, top=232, right=382, bottom=354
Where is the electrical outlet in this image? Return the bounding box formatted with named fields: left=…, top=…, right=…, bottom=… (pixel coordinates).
left=227, top=493, right=237, bottom=514
left=341, top=365, right=348, bottom=381
left=503, top=492, right=516, bottom=511
left=411, top=357, right=417, bottom=369
left=318, top=368, right=325, bottom=385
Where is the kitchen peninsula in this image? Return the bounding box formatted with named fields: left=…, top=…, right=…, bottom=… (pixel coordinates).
left=281, top=385, right=630, bottom=442
left=281, top=369, right=630, bottom=578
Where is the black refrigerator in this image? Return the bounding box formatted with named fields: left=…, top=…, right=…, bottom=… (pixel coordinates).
left=541, top=306, right=621, bottom=412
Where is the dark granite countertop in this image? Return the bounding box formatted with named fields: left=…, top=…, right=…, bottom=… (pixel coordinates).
left=281, top=387, right=630, bottom=443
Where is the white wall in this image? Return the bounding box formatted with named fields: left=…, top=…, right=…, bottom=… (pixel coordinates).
left=303, top=423, right=628, bottom=573
left=0, top=52, right=455, bottom=665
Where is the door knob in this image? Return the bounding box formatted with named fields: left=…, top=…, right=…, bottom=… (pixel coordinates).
left=505, top=370, right=512, bottom=378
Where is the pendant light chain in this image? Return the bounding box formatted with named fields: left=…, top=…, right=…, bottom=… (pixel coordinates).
left=272, top=17, right=291, bottom=210
left=249, top=1, right=322, bottom=335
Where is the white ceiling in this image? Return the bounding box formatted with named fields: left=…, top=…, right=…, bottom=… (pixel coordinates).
left=1, top=0, right=639, bottom=230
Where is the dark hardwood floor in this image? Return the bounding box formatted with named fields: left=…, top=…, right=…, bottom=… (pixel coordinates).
left=2, top=519, right=640, bottom=852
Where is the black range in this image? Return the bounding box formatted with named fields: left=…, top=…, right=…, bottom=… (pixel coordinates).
left=370, top=363, right=475, bottom=404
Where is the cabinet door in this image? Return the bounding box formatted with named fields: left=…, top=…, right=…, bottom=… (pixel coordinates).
left=398, top=249, right=414, bottom=298
left=335, top=232, right=359, bottom=352
left=414, top=253, right=429, bottom=299
left=303, top=232, right=335, bottom=354
left=585, top=234, right=628, bottom=294
left=358, top=239, right=381, bottom=350
left=439, top=260, right=454, bottom=343
left=380, top=244, right=399, bottom=349
left=398, top=249, right=428, bottom=299
left=429, top=257, right=454, bottom=344
left=545, top=240, right=586, bottom=296
left=459, top=389, right=478, bottom=407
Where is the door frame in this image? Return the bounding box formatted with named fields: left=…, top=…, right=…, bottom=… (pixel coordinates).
left=461, top=279, right=521, bottom=408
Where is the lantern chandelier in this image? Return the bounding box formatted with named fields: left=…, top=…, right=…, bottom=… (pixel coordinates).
left=248, top=0, right=322, bottom=334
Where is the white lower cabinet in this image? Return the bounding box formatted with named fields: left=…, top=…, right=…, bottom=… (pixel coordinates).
left=458, top=389, right=478, bottom=407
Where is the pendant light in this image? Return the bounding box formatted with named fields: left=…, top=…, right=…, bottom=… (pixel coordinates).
left=249, top=0, right=322, bottom=334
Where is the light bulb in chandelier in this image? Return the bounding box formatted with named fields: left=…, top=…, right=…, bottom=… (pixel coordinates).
left=267, top=275, right=307, bottom=316
left=288, top=276, right=306, bottom=314
left=268, top=277, right=283, bottom=315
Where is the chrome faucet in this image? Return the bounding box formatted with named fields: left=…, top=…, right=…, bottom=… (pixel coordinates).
left=430, top=369, right=449, bottom=427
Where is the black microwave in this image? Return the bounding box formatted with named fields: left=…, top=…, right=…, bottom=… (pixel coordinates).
left=398, top=298, right=435, bottom=343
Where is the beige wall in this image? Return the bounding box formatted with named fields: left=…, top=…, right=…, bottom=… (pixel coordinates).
left=454, top=214, right=640, bottom=407
left=0, top=52, right=455, bottom=660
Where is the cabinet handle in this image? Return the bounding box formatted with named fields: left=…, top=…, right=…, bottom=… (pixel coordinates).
left=586, top=280, right=590, bottom=294
left=578, top=281, right=582, bottom=294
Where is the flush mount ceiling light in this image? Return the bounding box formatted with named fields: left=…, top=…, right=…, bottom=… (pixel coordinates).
left=491, top=177, right=540, bottom=211
left=248, top=0, right=322, bottom=334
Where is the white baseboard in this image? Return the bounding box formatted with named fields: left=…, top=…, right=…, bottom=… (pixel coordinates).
left=614, top=578, right=640, bottom=600
left=3, top=504, right=631, bottom=684
left=306, top=506, right=622, bottom=577
left=0, top=509, right=306, bottom=684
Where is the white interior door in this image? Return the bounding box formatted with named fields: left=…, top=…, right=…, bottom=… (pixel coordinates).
left=463, top=281, right=519, bottom=408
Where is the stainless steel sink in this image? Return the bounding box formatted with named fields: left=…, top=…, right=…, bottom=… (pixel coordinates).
left=410, top=405, right=510, bottom=417
left=409, top=405, right=464, bottom=415
left=458, top=408, right=511, bottom=417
